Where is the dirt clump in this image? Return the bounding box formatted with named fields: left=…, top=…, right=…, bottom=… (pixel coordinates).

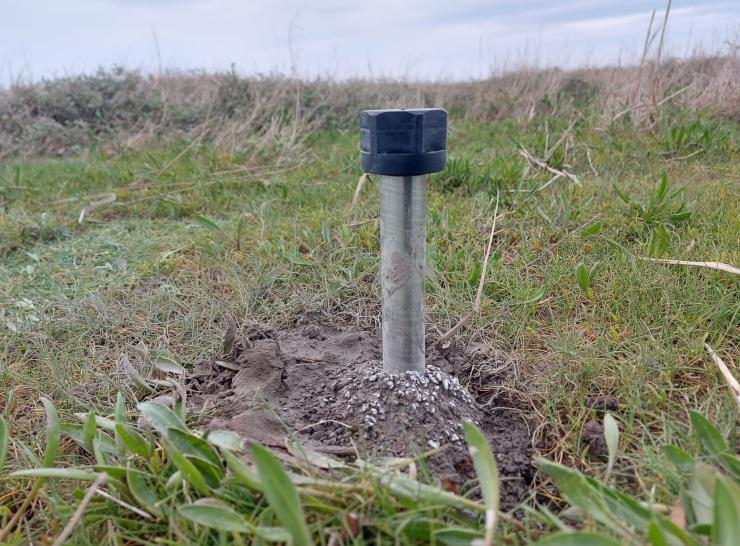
left=186, top=322, right=534, bottom=506
left=581, top=419, right=608, bottom=458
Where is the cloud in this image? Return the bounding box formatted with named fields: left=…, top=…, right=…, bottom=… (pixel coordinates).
left=0, top=0, right=736, bottom=85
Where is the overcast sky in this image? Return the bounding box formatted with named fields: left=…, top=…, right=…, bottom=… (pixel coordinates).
left=1, top=0, right=737, bottom=84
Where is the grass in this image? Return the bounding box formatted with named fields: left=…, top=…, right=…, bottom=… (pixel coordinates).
left=0, top=105, right=738, bottom=543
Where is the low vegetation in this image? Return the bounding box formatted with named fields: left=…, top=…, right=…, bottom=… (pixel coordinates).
left=0, top=46, right=738, bottom=544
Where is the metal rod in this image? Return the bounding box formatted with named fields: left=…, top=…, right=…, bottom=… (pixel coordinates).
left=380, top=174, right=426, bottom=374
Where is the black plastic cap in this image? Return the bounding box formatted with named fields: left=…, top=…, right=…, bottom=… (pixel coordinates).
left=360, top=108, right=447, bottom=176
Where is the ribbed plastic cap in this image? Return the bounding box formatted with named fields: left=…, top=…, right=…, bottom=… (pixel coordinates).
left=360, top=108, right=447, bottom=176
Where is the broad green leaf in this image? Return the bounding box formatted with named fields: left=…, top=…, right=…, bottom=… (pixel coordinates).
left=603, top=413, right=619, bottom=479
left=126, top=463, right=163, bottom=517
left=612, top=184, right=633, bottom=206
left=151, top=350, right=185, bottom=375
left=189, top=457, right=224, bottom=488
left=116, top=391, right=126, bottom=422
left=534, top=532, right=622, bottom=546
left=647, top=521, right=669, bottom=546
left=320, top=222, right=331, bottom=246
left=236, top=216, right=246, bottom=240
left=579, top=221, right=603, bottom=238
left=689, top=412, right=728, bottom=458
left=0, top=415, right=8, bottom=474
left=533, top=532, right=622, bottom=545
left=207, top=429, right=245, bottom=452
left=115, top=392, right=129, bottom=457
left=575, top=262, right=590, bottom=291
left=60, top=423, right=117, bottom=454
left=116, top=423, right=151, bottom=458
left=10, top=468, right=101, bottom=480
left=691, top=523, right=712, bottom=536
left=712, top=476, right=740, bottom=546
left=374, top=472, right=481, bottom=512
left=463, top=420, right=499, bottom=541
left=117, top=354, right=154, bottom=392
left=669, top=210, right=692, bottom=224
left=163, top=439, right=210, bottom=496
left=83, top=412, right=97, bottom=453
left=718, top=453, right=740, bottom=481
left=137, top=401, right=186, bottom=435
left=255, top=527, right=292, bottom=542
left=653, top=172, right=669, bottom=203
left=467, top=262, right=482, bottom=288
left=689, top=463, right=716, bottom=526
left=400, top=519, right=443, bottom=543
left=536, top=458, right=620, bottom=532
left=15, top=438, right=41, bottom=466
left=178, top=498, right=249, bottom=533
left=516, top=287, right=547, bottom=305
left=578, top=474, right=693, bottom=543
left=93, top=436, right=109, bottom=466
left=664, top=445, right=694, bottom=473
left=94, top=465, right=128, bottom=480
left=251, top=443, right=311, bottom=546
left=283, top=250, right=312, bottom=266
left=222, top=449, right=261, bottom=491
left=168, top=428, right=222, bottom=469
left=165, top=470, right=183, bottom=491
left=193, top=214, right=223, bottom=232
left=435, top=527, right=485, bottom=546
left=647, top=225, right=670, bottom=257
left=40, top=396, right=60, bottom=468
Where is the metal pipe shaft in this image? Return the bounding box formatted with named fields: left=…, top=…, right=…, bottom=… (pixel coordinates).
left=380, top=175, right=426, bottom=374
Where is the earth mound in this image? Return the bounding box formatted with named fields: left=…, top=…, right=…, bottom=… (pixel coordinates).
left=186, top=322, right=534, bottom=506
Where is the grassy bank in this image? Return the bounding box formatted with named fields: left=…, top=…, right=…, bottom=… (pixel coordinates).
left=0, top=94, right=738, bottom=543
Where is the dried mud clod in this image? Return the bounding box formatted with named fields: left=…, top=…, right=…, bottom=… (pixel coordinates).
left=186, top=323, right=535, bottom=506
left=581, top=419, right=608, bottom=458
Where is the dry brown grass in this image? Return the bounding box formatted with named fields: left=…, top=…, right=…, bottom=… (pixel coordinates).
left=0, top=48, right=737, bottom=160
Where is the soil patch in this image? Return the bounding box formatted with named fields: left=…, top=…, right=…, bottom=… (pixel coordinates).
left=187, top=322, right=534, bottom=506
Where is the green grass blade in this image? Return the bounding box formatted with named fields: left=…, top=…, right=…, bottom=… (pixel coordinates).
left=151, top=350, right=186, bottom=375
left=137, top=401, right=187, bottom=435
left=83, top=411, right=97, bottom=453
left=163, top=439, right=211, bottom=496
left=178, top=498, right=249, bottom=533
left=116, top=423, right=152, bottom=458
left=0, top=415, right=8, bottom=475
left=712, top=476, right=740, bottom=546
left=10, top=468, right=101, bottom=480
left=126, top=463, right=164, bottom=517
left=251, top=443, right=311, bottom=546
left=533, top=532, right=622, bottom=545
left=689, top=411, right=728, bottom=458
left=463, top=420, right=500, bottom=542
left=168, top=428, right=222, bottom=470
left=575, top=262, right=590, bottom=291
left=579, top=221, right=603, bottom=238
left=207, top=429, right=245, bottom=452
left=222, top=449, right=262, bottom=491
left=61, top=423, right=118, bottom=455
left=664, top=445, right=694, bottom=473
left=375, top=472, right=482, bottom=512
left=648, top=521, right=669, bottom=546
left=193, top=214, right=223, bottom=233
left=40, top=396, right=60, bottom=468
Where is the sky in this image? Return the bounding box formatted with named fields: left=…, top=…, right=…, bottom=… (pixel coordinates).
left=0, top=0, right=738, bottom=85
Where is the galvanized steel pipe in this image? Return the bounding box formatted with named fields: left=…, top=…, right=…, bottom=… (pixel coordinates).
left=380, top=175, right=427, bottom=374
left=359, top=108, right=447, bottom=375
